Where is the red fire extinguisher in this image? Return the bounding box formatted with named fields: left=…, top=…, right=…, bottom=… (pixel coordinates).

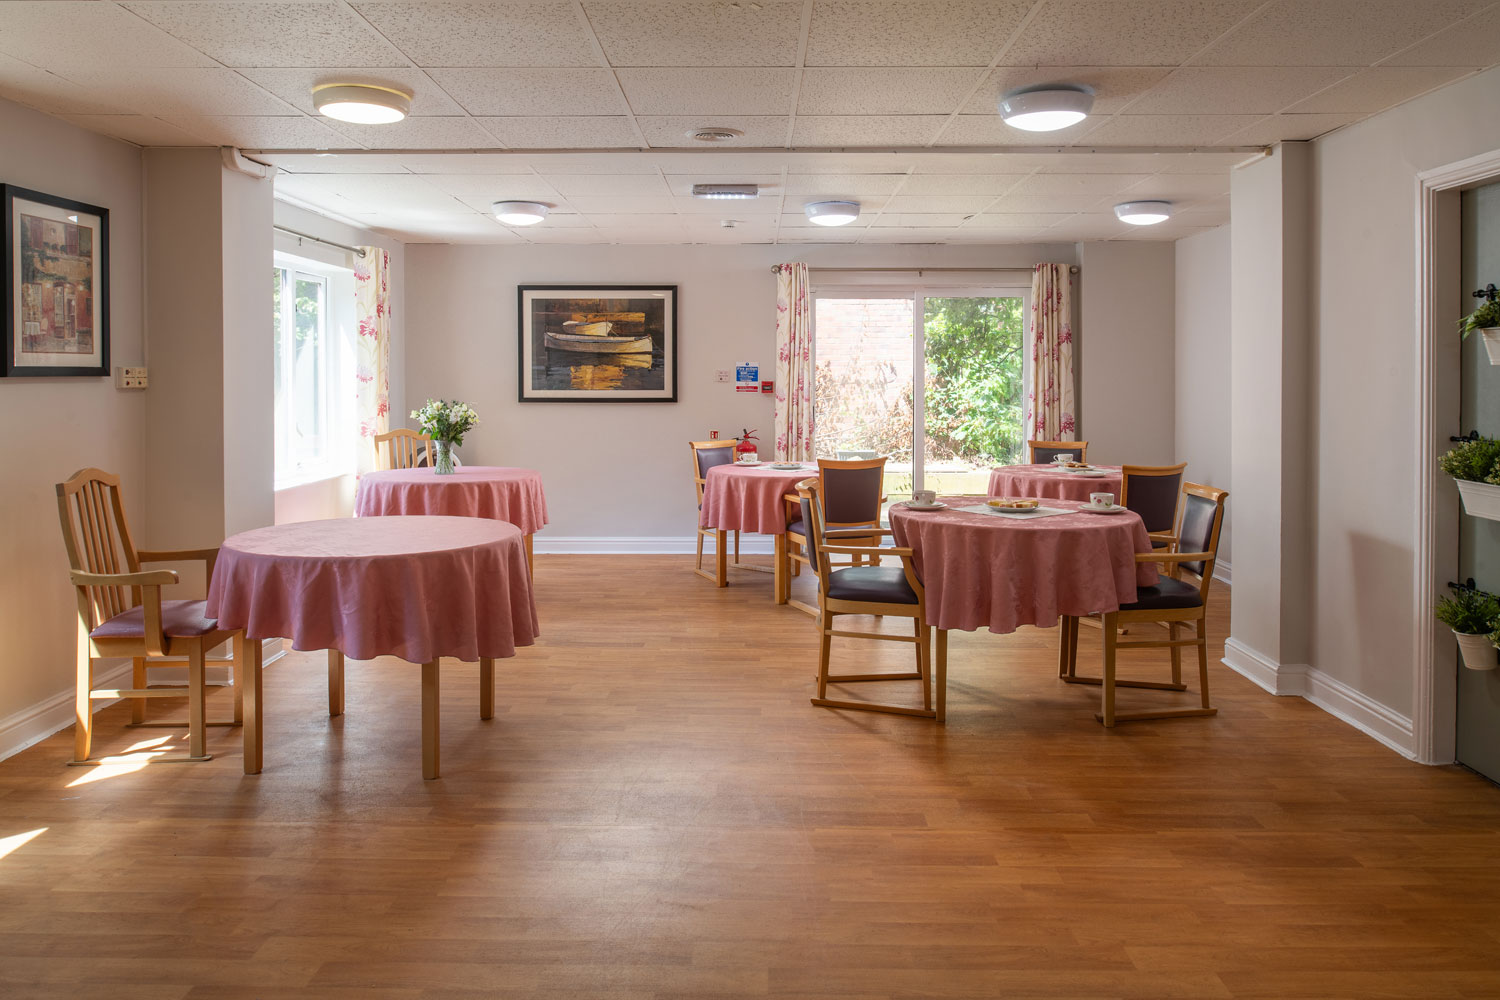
left=736, top=428, right=759, bottom=462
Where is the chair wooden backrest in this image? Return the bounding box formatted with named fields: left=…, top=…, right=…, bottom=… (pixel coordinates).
left=689, top=439, right=738, bottom=505
left=56, top=468, right=143, bottom=631
left=817, top=456, right=886, bottom=529
left=795, top=476, right=924, bottom=604
left=1169, top=482, right=1228, bottom=600
left=1028, top=439, right=1088, bottom=464
left=1120, top=462, right=1188, bottom=535
left=375, top=428, right=434, bottom=470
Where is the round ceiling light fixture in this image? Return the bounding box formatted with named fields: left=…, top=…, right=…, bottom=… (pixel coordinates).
left=492, top=201, right=550, bottom=226
left=1114, top=200, right=1174, bottom=225
left=804, top=200, right=860, bottom=227
left=997, top=85, right=1094, bottom=132
left=312, top=83, right=412, bottom=124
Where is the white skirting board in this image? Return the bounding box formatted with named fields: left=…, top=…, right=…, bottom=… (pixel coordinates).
left=0, top=637, right=284, bottom=763
left=1212, top=559, right=1231, bottom=586
left=1222, top=636, right=1415, bottom=760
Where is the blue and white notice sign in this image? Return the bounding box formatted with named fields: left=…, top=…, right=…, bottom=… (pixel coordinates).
left=735, top=363, right=759, bottom=392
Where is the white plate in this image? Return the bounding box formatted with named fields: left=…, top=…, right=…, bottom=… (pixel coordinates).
left=769, top=463, right=804, bottom=470
left=1080, top=503, right=1128, bottom=514
left=735, top=460, right=762, bottom=466
left=1067, top=469, right=1108, bottom=477
left=901, top=501, right=948, bottom=511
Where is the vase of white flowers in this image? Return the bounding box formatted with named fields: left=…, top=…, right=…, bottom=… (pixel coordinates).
left=411, top=399, right=479, bottom=476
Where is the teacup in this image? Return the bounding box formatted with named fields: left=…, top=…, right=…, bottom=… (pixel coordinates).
left=1052, top=452, right=1075, bottom=464
left=1089, top=492, right=1116, bottom=509
left=912, top=489, right=937, bottom=506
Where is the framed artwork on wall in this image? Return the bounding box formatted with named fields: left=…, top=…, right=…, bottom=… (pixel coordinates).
left=2, top=184, right=110, bottom=378
left=518, top=284, right=677, bottom=402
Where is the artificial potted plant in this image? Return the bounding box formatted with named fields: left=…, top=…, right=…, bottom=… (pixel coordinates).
left=1460, top=297, right=1500, bottom=365
left=1440, top=435, right=1500, bottom=520
left=1435, top=585, right=1499, bottom=671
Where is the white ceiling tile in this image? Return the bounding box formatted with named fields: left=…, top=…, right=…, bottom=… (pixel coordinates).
left=1007, top=152, right=1196, bottom=173
left=963, top=67, right=1172, bottom=115
left=791, top=116, right=947, bottom=146
left=1382, top=17, right=1500, bottom=67
left=672, top=196, right=781, bottom=216
left=1284, top=66, right=1478, bottom=114
left=636, top=116, right=788, bottom=147
left=0, top=1, right=215, bottom=70
left=585, top=1, right=802, bottom=66
left=419, top=173, right=562, bottom=201
left=548, top=174, right=671, bottom=197
left=364, top=214, right=527, bottom=243
left=783, top=174, right=907, bottom=196
left=1075, top=114, right=1264, bottom=145
left=617, top=68, right=794, bottom=115
left=778, top=231, right=864, bottom=243
left=122, top=2, right=404, bottom=68
left=805, top=1, right=1030, bottom=66
left=964, top=212, right=1073, bottom=229
left=0, top=54, right=129, bottom=114
left=883, top=195, right=995, bottom=213
left=59, top=114, right=210, bottom=147
left=351, top=1, right=596, bottom=67
left=779, top=213, right=869, bottom=228
left=935, top=115, right=1092, bottom=146
left=797, top=68, right=986, bottom=115
left=899, top=173, right=1028, bottom=195
left=398, top=153, right=538, bottom=173
left=1127, top=67, right=1355, bottom=115
left=988, top=173, right=1152, bottom=212
left=1043, top=213, right=1132, bottom=239
left=519, top=228, right=610, bottom=243
left=325, top=116, right=505, bottom=149
left=1004, top=0, right=1266, bottom=66
left=1215, top=113, right=1363, bottom=145
left=524, top=154, right=662, bottom=174
left=1118, top=173, right=1231, bottom=200
left=267, top=153, right=411, bottom=173
left=479, top=117, right=642, bottom=149
left=568, top=196, right=681, bottom=213
left=856, top=228, right=952, bottom=242
left=662, top=174, right=782, bottom=197
left=870, top=214, right=968, bottom=227
left=239, top=68, right=464, bottom=117
left=49, top=68, right=299, bottom=117
left=428, top=69, right=625, bottom=116
left=279, top=173, right=470, bottom=215
left=165, top=115, right=356, bottom=149
left=1195, top=0, right=1489, bottom=67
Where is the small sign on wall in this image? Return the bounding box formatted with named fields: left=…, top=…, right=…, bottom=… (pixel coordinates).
left=735, top=363, right=759, bottom=393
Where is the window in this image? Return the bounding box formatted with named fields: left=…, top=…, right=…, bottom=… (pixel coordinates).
left=813, top=284, right=1028, bottom=503
left=273, top=253, right=354, bottom=487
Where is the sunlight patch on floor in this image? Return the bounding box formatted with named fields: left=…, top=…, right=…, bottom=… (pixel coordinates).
left=66, top=734, right=176, bottom=787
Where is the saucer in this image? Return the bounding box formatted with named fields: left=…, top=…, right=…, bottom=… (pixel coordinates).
left=902, top=501, right=948, bottom=511
left=1080, top=503, right=1127, bottom=515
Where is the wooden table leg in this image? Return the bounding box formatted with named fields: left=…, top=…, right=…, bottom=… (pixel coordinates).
left=715, top=528, right=728, bottom=587
left=773, top=534, right=787, bottom=604
left=524, top=533, right=534, bottom=578
left=242, top=636, right=262, bottom=775
left=480, top=657, right=494, bottom=720
left=936, top=629, right=948, bottom=724
left=422, top=658, right=440, bottom=780
left=328, top=649, right=344, bottom=717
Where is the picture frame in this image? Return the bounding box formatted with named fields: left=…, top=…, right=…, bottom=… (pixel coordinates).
left=3, top=184, right=110, bottom=378
left=518, top=284, right=676, bottom=403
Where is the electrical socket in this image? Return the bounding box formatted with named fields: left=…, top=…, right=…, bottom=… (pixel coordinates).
left=114, top=366, right=148, bottom=390
left=715, top=370, right=731, bottom=383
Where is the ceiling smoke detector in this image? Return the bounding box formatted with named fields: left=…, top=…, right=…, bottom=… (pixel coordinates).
left=693, top=184, right=759, bottom=200
left=687, top=127, right=745, bottom=143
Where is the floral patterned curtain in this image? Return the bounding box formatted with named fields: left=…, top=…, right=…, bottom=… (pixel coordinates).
left=773, top=262, right=813, bottom=461
left=1025, top=262, right=1075, bottom=442
left=354, top=246, right=391, bottom=474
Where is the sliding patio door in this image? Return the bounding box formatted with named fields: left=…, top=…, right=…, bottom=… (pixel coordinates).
left=813, top=285, right=1028, bottom=504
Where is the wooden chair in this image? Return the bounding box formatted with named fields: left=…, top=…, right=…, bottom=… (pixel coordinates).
left=1059, top=482, right=1228, bottom=726
left=1120, top=462, right=1187, bottom=550
left=795, top=478, right=939, bottom=720
left=782, top=456, right=887, bottom=614
left=374, top=428, right=433, bottom=471
left=1027, top=439, right=1087, bottom=465
left=690, top=439, right=740, bottom=585
left=56, top=468, right=247, bottom=764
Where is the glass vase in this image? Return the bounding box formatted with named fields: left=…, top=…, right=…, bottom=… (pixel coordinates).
left=433, top=440, right=456, bottom=475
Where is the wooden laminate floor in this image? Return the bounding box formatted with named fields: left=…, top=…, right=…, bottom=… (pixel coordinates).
left=4, top=555, right=1500, bottom=999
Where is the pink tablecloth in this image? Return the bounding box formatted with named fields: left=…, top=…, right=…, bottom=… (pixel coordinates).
left=890, top=497, right=1158, bottom=634
left=700, top=462, right=817, bottom=534
left=206, top=516, right=539, bottom=663
left=987, top=464, right=1123, bottom=502
left=354, top=467, right=548, bottom=535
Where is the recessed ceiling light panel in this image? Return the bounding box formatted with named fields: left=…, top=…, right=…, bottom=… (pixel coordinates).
left=312, top=83, right=412, bottom=124
left=692, top=184, right=759, bottom=200
left=492, top=200, right=550, bottom=226
left=997, top=85, right=1094, bottom=132
left=804, top=201, right=860, bottom=227
left=1114, top=200, right=1174, bottom=225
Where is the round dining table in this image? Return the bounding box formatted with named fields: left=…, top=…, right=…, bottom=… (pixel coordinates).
left=698, top=460, right=817, bottom=592
left=987, top=463, right=1124, bottom=502
left=890, top=496, right=1158, bottom=720
left=206, top=515, right=539, bottom=779
left=354, top=466, right=547, bottom=575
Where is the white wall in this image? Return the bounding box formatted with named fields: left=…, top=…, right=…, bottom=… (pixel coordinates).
left=1174, top=225, right=1231, bottom=565
left=404, top=242, right=1079, bottom=542
left=0, top=99, right=146, bottom=750
left=1078, top=240, right=1176, bottom=465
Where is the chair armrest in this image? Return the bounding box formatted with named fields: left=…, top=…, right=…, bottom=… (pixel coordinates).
left=70, top=569, right=179, bottom=588
left=821, top=543, right=914, bottom=557
left=72, top=570, right=175, bottom=657
left=1147, top=531, right=1178, bottom=543
left=1134, top=551, right=1212, bottom=565
left=138, top=547, right=219, bottom=579
left=826, top=528, right=892, bottom=539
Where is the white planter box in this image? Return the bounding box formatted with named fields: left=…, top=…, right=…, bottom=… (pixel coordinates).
left=1482, top=328, right=1500, bottom=365
left=1456, top=479, right=1500, bottom=521
left=1454, top=630, right=1498, bottom=671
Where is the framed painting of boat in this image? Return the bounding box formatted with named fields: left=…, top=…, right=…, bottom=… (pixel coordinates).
left=518, top=285, right=676, bottom=402
left=3, top=184, right=109, bottom=378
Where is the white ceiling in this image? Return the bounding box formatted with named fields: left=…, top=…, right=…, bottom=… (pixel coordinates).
left=1, top=0, right=1497, bottom=245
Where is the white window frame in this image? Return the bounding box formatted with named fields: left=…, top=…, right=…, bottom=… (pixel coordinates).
left=273, top=251, right=356, bottom=490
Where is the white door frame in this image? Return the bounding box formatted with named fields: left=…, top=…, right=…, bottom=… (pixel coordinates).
left=1414, top=148, right=1500, bottom=764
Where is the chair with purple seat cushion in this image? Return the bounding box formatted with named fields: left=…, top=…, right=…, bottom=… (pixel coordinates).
left=1059, top=482, right=1229, bottom=727
left=1120, top=462, right=1188, bottom=550
left=56, top=468, right=247, bottom=764
left=782, top=456, right=886, bottom=616
left=690, top=438, right=740, bottom=583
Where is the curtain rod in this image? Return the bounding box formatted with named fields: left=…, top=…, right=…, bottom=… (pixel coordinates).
left=799, top=265, right=1079, bottom=274
left=274, top=225, right=367, bottom=258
